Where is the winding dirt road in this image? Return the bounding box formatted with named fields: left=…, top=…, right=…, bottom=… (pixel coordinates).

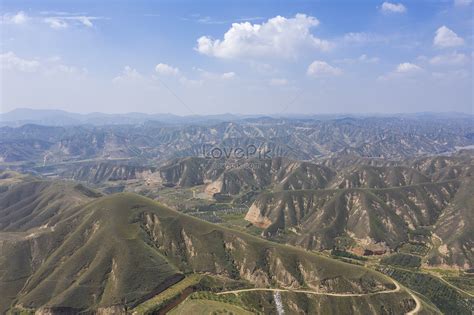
left=217, top=279, right=421, bottom=314
left=406, top=290, right=421, bottom=315
left=217, top=279, right=401, bottom=297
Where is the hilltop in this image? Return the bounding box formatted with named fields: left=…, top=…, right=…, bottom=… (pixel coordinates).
left=1, top=183, right=419, bottom=314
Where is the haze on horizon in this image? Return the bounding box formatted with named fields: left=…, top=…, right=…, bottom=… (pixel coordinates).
left=1, top=0, right=473, bottom=115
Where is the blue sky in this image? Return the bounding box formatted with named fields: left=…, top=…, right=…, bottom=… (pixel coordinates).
left=1, top=0, right=472, bottom=115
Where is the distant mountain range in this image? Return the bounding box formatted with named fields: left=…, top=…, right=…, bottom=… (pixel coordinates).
left=1, top=108, right=472, bottom=127
left=1, top=115, right=473, bottom=163
left=1, top=111, right=473, bottom=314
left=0, top=108, right=250, bottom=126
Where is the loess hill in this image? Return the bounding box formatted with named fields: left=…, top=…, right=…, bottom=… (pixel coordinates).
left=0, top=179, right=419, bottom=314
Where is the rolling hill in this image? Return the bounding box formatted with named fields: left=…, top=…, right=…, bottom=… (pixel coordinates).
left=1, top=116, right=472, bottom=163
left=0, top=181, right=420, bottom=314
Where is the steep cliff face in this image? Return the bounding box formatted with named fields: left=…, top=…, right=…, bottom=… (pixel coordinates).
left=246, top=180, right=461, bottom=251
left=139, top=203, right=395, bottom=294
left=330, top=165, right=430, bottom=189
left=429, top=178, right=474, bottom=269
left=159, top=157, right=220, bottom=187
left=244, top=204, right=273, bottom=228
left=159, top=156, right=335, bottom=196
left=2, top=191, right=405, bottom=313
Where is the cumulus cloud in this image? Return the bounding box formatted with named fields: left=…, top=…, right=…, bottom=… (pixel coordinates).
left=0, top=51, right=86, bottom=77
left=113, top=66, right=142, bottom=83
left=0, top=52, right=40, bottom=72
left=381, top=2, right=407, bottom=13
left=454, top=0, right=472, bottom=6
left=396, top=62, right=422, bottom=73
left=155, top=63, right=180, bottom=76
left=196, top=14, right=331, bottom=59
left=434, top=26, right=464, bottom=48
left=378, top=62, right=422, bottom=80
left=307, top=61, right=342, bottom=77
left=2, top=11, right=29, bottom=24
left=430, top=53, right=468, bottom=66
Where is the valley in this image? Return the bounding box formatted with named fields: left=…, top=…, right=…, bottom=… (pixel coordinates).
left=0, top=116, right=473, bottom=314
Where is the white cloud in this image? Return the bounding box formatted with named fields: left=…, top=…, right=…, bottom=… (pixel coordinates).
left=0, top=52, right=40, bottom=72
left=396, top=62, right=422, bottom=73
left=434, top=26, right=464, bottom=48
left=196, top=14, right=331, bottom=59
left=343, top=32, right=371, bottom=44
left=195, top=68, right=237, bottom=81
left=378, top=62, right=422, bottom=80
left=221, top=72, right=236, bottom=79
left=64, top=16, right=101, bottom=27
left=113, top=66, right=142, bottom=83
left=358, top=54, right=380, bottom=63
left=431, top=69, right=469, bottom=81
left=1, top=51, right=87, bottom=77
left=44, top=17, right=68, bottom=29
left=307, top=61, right=342, bottom=77
left=155, top=63, right=180, bottom=76
left=336, top=54, right=380, bottom=64
left=185, top=14, right=264, bottom=25
left=43, top=15, right=103, bottom=29
left=2, top=11, right=29, bottom=24
left=11, top=11, right=28, bottom=24
left=269, top=78, right=289, bottom=86
left=179, top=77, right=203, bottom=87
left=454, top=0, right=472, bottom=6
left=381, top=2, right=407, bottom=13
left=77, top=16, right=93, bottom=27
left=430, top=53, right=468, bottom=66
left=342, top=32, right=385, bottom=45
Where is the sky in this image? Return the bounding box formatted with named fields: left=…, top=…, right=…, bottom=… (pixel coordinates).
left=0, top=0, right=473, bottom=115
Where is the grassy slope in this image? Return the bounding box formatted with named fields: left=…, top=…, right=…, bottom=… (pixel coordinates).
left=0, top=180, right=103, bottom=313
left=14, top=193, right=183, bottom=311
left=0, top=180, right=100, bottom=231
left=2, top=192, right=415, bottom=313
left=132, top=274, right=203, bottom=314
left=169, top=298, right=253, bottom=315
left=378, top=266, right=473, bottom=314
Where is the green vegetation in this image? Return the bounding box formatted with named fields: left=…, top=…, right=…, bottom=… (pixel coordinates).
left=1, top=188, right=401, bottom=313
left=169, top=298, right=253, bottom=315
left=331, top=249, right=368, bottom=261
left=408, top=227, right=432, bottom=238
left=132, top=274, right=203, bottom=314
left=379, top=266, right=474, bottom=315
left=333, top=235, right=356, bottom=250
left=381, top=253, right=422, bottom=268
left=2, top=149, right=473, bottom=314
left=399, top=242, right=430, bottom=256
left=443, top=275, right=474, bottom=295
